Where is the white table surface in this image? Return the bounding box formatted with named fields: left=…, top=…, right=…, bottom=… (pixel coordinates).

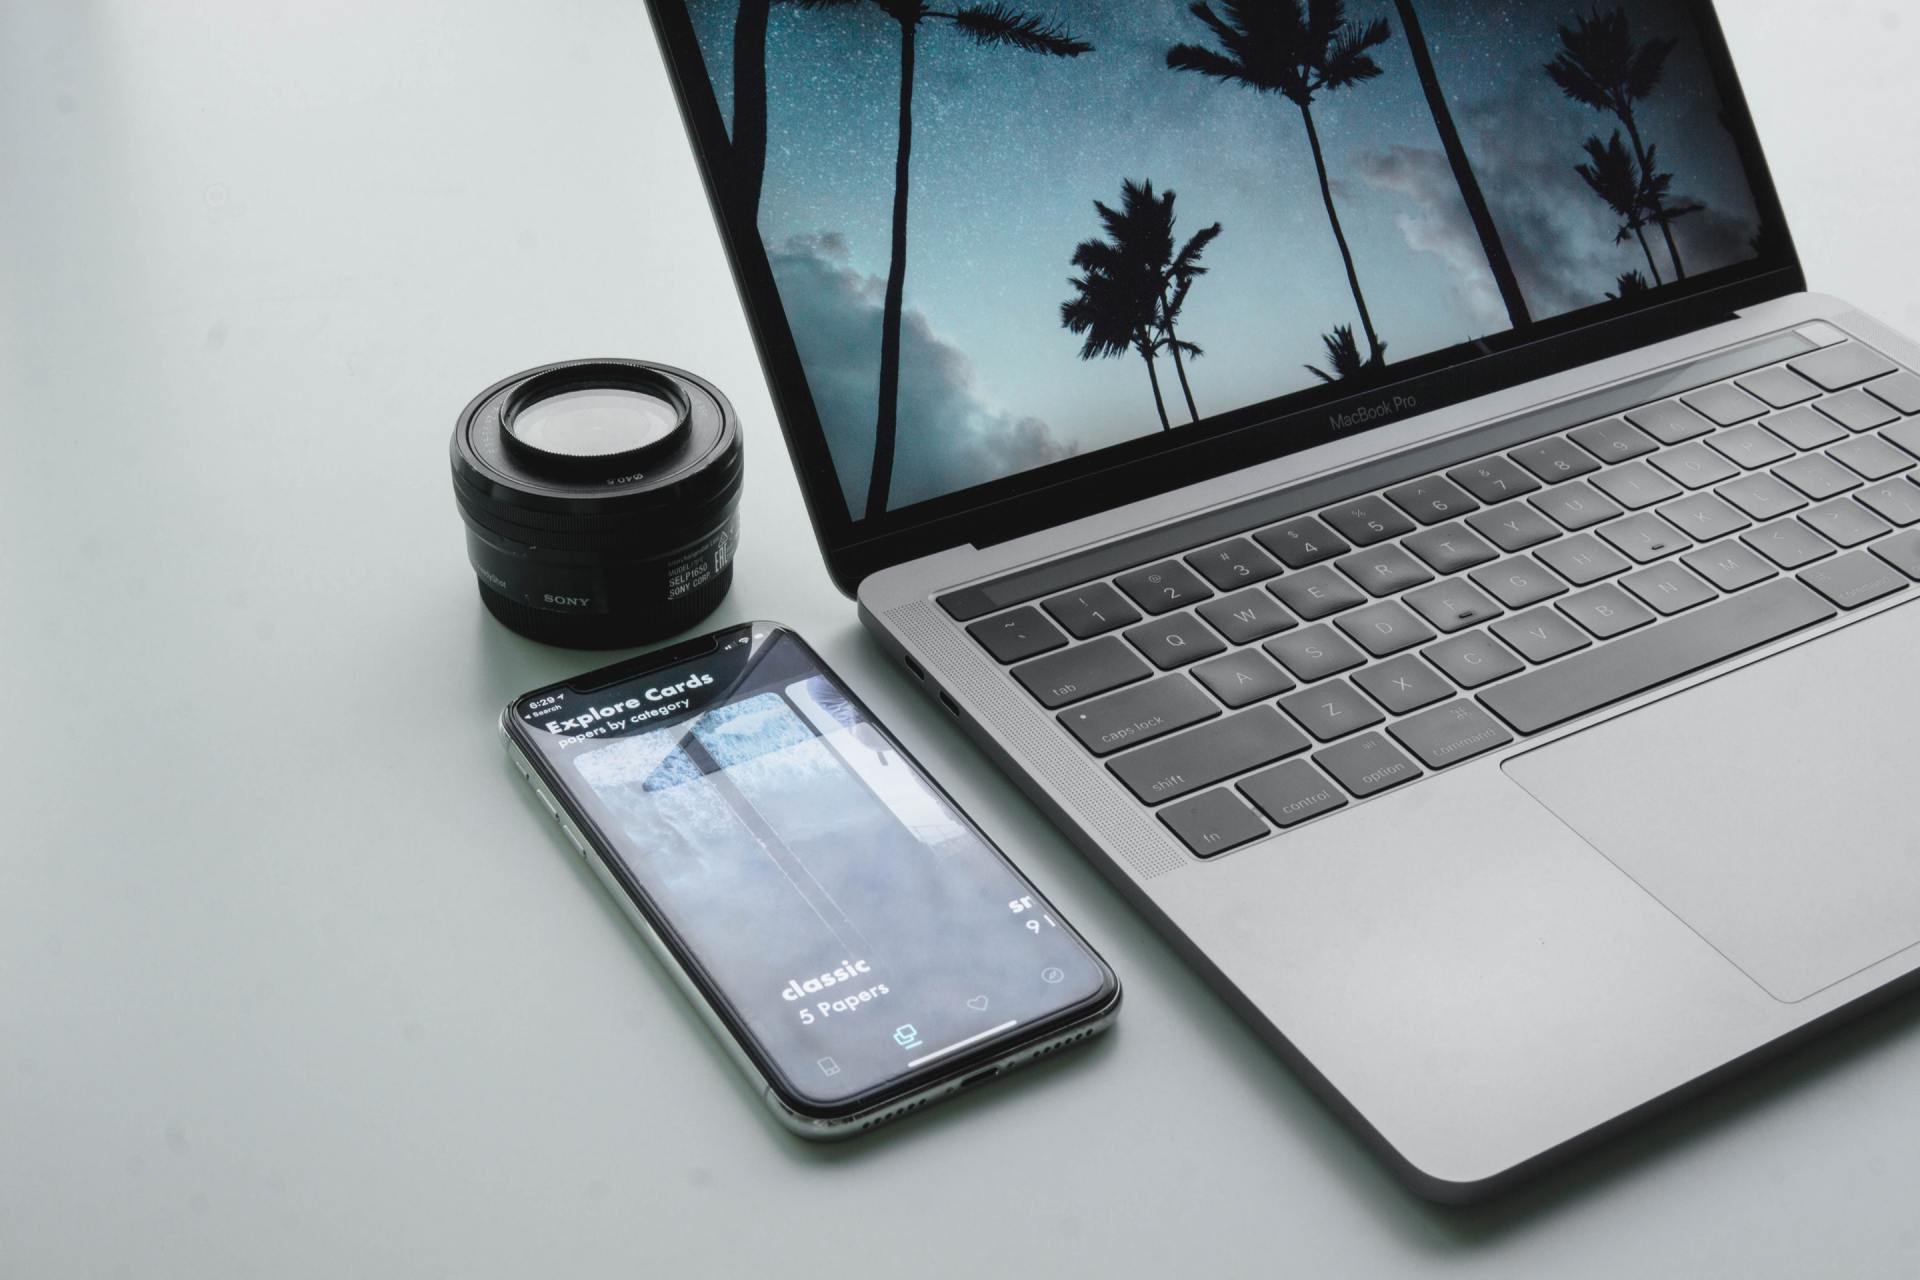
left=5, top=3, right=1920, bottom=1275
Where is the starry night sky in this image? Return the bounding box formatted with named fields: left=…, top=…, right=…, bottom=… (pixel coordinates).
left=681, top=0, right=1764, bottom=515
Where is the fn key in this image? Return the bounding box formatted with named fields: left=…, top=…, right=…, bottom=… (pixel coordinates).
left=1159, top=789, right=1269, bottom=858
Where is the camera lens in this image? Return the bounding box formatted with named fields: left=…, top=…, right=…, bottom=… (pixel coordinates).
left=450, top=359, right=742, bottom=649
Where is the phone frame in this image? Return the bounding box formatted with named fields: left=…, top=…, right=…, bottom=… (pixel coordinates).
left=500, top=621, right=1121, bottom=1137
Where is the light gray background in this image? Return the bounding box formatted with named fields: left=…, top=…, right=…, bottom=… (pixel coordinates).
left=3, top=2, right=1917, bottom=1275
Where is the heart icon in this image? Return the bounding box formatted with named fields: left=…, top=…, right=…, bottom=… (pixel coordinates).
left=966, top=995, right=989, bottom=1011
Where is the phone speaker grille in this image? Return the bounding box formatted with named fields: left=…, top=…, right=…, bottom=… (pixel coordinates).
left=882, top=599, right=1188, bottom=880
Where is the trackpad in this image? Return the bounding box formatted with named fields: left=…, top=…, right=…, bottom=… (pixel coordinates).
left=1505, top=601, right=1920, bottom=1003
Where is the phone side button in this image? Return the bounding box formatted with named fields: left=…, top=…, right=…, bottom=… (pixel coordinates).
left=557, top=820, right=588, bottom=858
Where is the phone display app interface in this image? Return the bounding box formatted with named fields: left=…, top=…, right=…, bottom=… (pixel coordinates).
left=517, top=628, right=1108, bottom=1105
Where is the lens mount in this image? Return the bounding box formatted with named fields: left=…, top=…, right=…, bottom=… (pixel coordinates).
left=450, top=358, right=743, bottom=648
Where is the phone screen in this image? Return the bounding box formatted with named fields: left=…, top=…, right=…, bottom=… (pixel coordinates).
left=509, top=623, right=1115, bottom=1113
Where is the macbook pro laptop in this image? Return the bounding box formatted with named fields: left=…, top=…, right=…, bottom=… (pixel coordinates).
left=645, top=0, right=1920, bottom=1198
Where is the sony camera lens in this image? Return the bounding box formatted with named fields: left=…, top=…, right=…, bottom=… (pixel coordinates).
left=450, top=359, right=743, bottom=649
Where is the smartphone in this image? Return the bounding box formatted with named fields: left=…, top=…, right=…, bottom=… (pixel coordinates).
left=500, top=620, right=1120, bottom=1137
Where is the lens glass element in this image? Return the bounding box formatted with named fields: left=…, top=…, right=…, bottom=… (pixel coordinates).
left=508, top=387, right=683, bottom=458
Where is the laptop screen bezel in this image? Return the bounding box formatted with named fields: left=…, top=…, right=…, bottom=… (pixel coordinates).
left=642, top=0, right=1804, bottom=596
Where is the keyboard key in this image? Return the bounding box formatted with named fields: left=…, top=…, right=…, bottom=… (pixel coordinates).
left=1743, top=519, right=1837, bottom=569
left=1592, top=460, right=1683, bottom=510
left=1491, top=607, right=1591, bottom=664
left=1829, top=435, right=1914, bottom=481
left=1042, top=582, right=1141, bottom=639
left=1471, top=556, right=1568, bottom=609
left=1873, top=529, right=1920, bottom=579
left=1621, top=561, right=1716, bottom=615
left=1479, top=579, right=1836, bottom=734
left=1319, top=495, right=1415, bottom=547
left=1762, top=405, right=1847, bottom=451
left=1335, top=601, right=1437, bottom=657
left=1115, top=561, right=1212, bottom=615
left=1887, top=419, right=1920, bottom=461
left=1536, top=533, right=1630, bottom=585
left=1159, top=789, right=1269, bottom=858
left=1423, top=630, right=1524, bottom=688
left=1626, top=400, right=1715, bottom=445
left=1109, top=706, right=1309, bottom=804
left=1798, top=551, right=1909, bottom=610
left=1012, top=637, right=1150, bottom=709
left=1192, top=648, right=1295, bottom=708
left=1467, top=501, right=1562, bottom=552
left=1186, top=538, right=1282, bottom=590
left=1598, top=511, right=1691, bottom=564
left=1280, top=679, right=1385, bottom=742
left=1570, top=417, right=1659, bottom=462
left=1775, top=453, right=1861, bottom=501
left=1314, top=733, right=1421, bottom=799
left=1657, top=493, right=1749, bottom=542
left=1790, top=342, right=1898, bottom=391
left=1650, top=443, right=1739, bottom=490
left=1238, top=760, right=1348, bottom=828
left=1707, top=423, right=1794, bottom=470
left=1124, top=611, right=1227, bottom=670
left=1334, top=544, right=1434, bottom=598
left=1681, top=540, right=1777, bottom=593
left=1510, top=436, right=1600, bottom=484
left=1353, top=654, right=1454, bottom=714
left=1738, top=365, right=1821, bottom=408
left=1447, top=455, right=1541, bottom=504
left=969, top=607, right=1067, bottom=663
left=1867, top=371, right=1920, bottom=414
left=1059, top=675, right=1218, bottom=756
left=1389, top=701, right=1514, bottom=770
left=1530, top=481, right=1622, bottom=531
left=1264, top=624, right=1366, bottom=682
left=1718, top=472, right=1807, bottom=521
left=1403, top=523, right=1498, bottom=574
left=1404, top=579, right=1504, bottom=633
left=1798, top=499, right=1890, bottom=548
left=1683, top=383, right=1768, bottom=425
left=1385, top=476, right=1479, bottom=525
left=1198, top=588, right=1297, bottom=644
left=1817, top=389, right=1900, bottom=434
left=1559, top=584, right=1655, bottom=639
left=1268, top=566, right=1366, bottom=620
left=1254, top=516, right=1350, bottom=569
left=1857, top=478, right=1920, bottom=527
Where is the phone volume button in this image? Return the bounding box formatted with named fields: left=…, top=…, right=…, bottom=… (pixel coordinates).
left=559, top=820, right=589, bottom=858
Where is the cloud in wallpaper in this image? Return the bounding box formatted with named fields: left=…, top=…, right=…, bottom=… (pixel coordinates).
left=681, top=0, right=1769, bottom=518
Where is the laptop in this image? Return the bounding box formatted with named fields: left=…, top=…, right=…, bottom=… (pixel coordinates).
left=644, top=0, right=1920, bottom=1199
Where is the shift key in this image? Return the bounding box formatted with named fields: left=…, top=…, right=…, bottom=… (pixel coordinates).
left=1108, top=706, right=1310, bottom=803
left=1059, top=674, right=1219, bottom=756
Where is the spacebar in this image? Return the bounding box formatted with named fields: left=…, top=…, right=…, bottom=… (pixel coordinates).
left=1479, top=579, right=1836, bottom=735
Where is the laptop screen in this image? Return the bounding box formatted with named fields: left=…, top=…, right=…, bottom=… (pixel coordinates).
left=653, top=0, right=1793, bottom=571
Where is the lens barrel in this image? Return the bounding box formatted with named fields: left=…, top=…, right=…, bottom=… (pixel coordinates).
left=450, top=359, right=743, bottom=649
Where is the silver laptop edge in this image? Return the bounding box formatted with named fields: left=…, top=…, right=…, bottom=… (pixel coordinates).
left=857, top=290, right=1920, bottom=1199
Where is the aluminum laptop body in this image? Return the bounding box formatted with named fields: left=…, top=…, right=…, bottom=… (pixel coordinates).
left=645, top=0, right=1920, bottom=1198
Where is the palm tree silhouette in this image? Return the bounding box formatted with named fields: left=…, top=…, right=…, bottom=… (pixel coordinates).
left=1308, top=325, right=1365, bottom=384
left=1063, top=256, right=1173, bottom=431
left=1061, top=180, right=1219, bottom=429
left=732, top=0, right=848, bottom=224
left=1607, top=269, right=1651, bottom=301
left=1574, top=131, right=1662, bottom=285
left=1168, top=0, right=1393, bottom=368
left=830, top=1, right=1091, bottom=517
left=1391, top=0, right=1530, bottom=330
left=1574, top=130, right=1701, bottom=289
left=1546, top=5, right=1688, bottom=279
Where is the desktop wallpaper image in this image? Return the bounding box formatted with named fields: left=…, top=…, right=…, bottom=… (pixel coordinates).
left=682, top=0, right=1768, bottom=518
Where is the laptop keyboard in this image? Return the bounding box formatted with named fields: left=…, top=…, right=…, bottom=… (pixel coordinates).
left=948, top=340, right=1920, bottom=859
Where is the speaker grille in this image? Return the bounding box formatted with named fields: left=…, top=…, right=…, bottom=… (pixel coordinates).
left=884, top=599, right=1189, bottom=881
